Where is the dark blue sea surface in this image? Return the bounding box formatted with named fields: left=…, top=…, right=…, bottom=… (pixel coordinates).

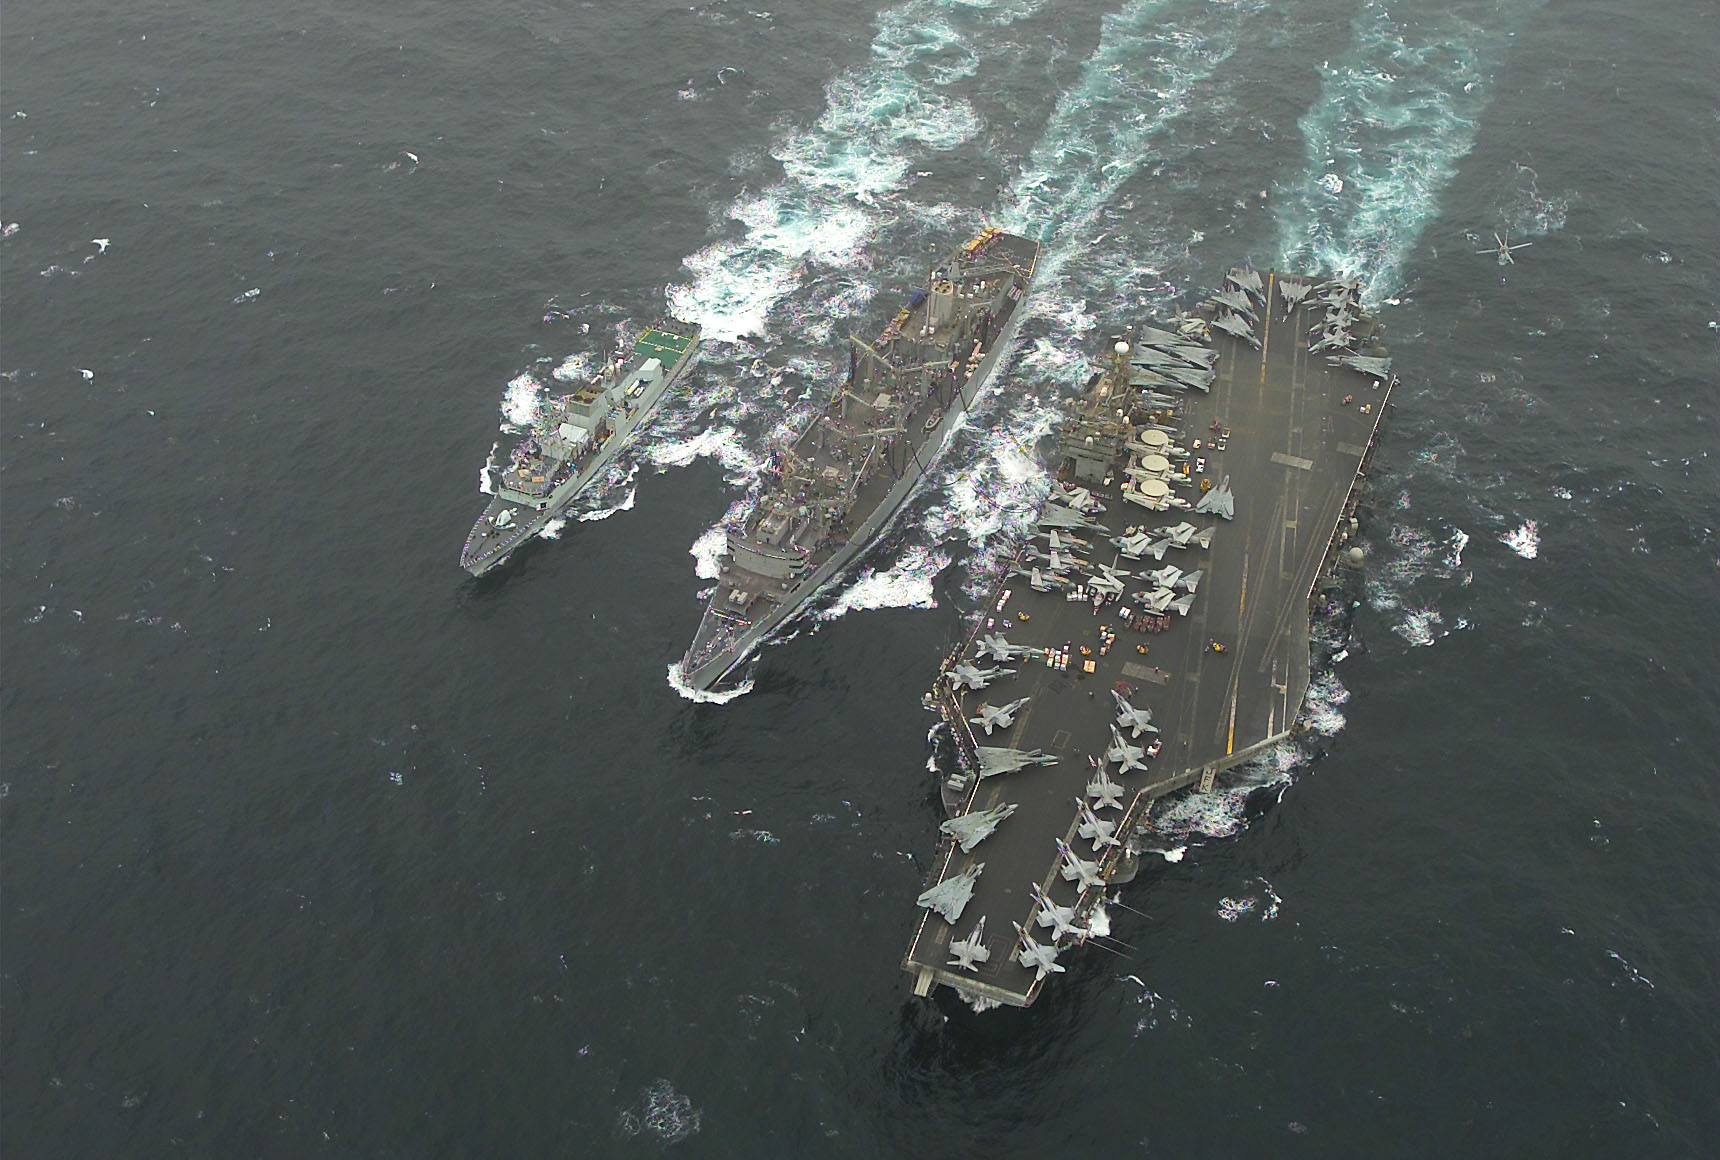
left=3, top=0, right=1715, bottom=1154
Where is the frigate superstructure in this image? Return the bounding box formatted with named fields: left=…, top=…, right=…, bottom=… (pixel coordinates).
left=461, top=321, right=701, bottom=576
left=902, top=269, right=1395, bottom=1008
left=677, top=230, right=1039, bottom=690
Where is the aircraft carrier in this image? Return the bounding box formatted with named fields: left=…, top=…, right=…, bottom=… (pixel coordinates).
left=677, top=229, right=1039, bottom=691
left=461, top=321, right=701, bottom=576
left=902, top=269, right=1395, bottom=1008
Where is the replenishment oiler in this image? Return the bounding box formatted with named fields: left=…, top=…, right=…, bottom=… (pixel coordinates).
left=902, top=268, right=1396, bottom=1008
left=461, top=321, right=701, bottom=576
left=676, top=229, right=1039, bottom=691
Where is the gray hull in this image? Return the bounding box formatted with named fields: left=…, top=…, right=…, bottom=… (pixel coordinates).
left=680, top=297, right=1031, bottom=690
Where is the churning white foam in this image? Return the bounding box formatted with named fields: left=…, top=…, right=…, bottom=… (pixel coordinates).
left=1501, top=519, right=1540, bottom=559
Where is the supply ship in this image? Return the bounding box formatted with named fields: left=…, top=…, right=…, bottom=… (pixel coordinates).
left=902, top=269, right=1396, bottom=1008
left=461, top=321, right=701, bottom=576
left=676, top=229, right=1039, bottom=691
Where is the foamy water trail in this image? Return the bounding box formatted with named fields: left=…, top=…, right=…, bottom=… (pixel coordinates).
left=668, top=0, right=1048, bottom=343
left=1274, top=0, right=1548, bottom=305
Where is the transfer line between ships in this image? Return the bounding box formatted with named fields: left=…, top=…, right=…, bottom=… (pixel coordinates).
left=903, top=268, right=1396, bottom=1009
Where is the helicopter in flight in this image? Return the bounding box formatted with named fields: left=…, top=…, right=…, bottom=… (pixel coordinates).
left=1477, top=229, right=1533, bottom=266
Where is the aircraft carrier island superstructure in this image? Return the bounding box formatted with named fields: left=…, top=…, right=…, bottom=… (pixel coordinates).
left=677, top=229, right=1039, bottom=691
left=461, top=321, right=701, bottom=576
left=903, top=269, right=1396, bottom=1008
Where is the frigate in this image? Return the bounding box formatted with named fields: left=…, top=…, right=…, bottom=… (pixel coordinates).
left=676, top=229, right=1039, bottom=690
left=901, top=268, right=1397, bottom=1008
left=461, top=322, right=701, bottom=576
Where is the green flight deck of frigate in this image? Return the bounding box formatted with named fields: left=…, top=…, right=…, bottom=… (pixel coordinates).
left=903, top=269, right=1395, bottom=1009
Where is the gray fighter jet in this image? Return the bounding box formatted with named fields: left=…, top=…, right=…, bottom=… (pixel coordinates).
left=1111, top=529, right=1160, bottom=559
left=1012, top=922, right=1067, bottom=979
left=1157, top=521, right=1199, bottom=547
left=1328, top=354, right=1392, bottom=380
left=1147, top=563, right=1183, bottom=590
left=1037, top=503, right=1107, bottom=533
left=1035, top=528, right=1089, bottom=554
left=947, top=662, right=1015, bottom=691
left=1029, top=883, right=1086, bottom=940
left=1013, top=564, right=1072, bottom=593
left=1227, top=266, right=1265, bottom=300
left=1278, top=277, right=1313, bottom=315
left=970, top=697, right=1030, bottom=736
left=941, top=801, right=1019, bottom=853
left=946, top=916, right=990, bottom=970
left=1138, top=587, right=1176, bottom=613
left=1086, top=767, right=1127, bottom=811
left=1085, top=562, right=1131, bottom=597
left=976, top=747, right=1058, bottom=777
left=1056, top=839, right=1107, bottom=888
left=916, top=861, right=984, bottom=923
left=1051, top=481, right=1105, bottom=514
left=1194, top=474, right=1235, bottom=520
left=1076, top=799, right=1120, bottom=850
left=975, top=633, right=1031, bottom=663
left=1105, top=725, right=1150, bottom=774
left=1210, top=312, right=1260, bottom=347
left=1112, top=690, right=1158, bottom=738
left=1159, top=343, right=1219, bottom=368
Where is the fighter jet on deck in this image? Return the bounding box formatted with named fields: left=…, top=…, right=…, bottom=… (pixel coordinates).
left=1147, top=563, right=1183, bottom=590
left=1194, top=475, right=1235, bottom=520
left=976, top=747, right=1058, bottom=777
left=1085, top=562, right=1131, bottom=597
left=975, top=633, right=1032, bottom=663
left=946, top=916, right=990, bottom=970
left=1210, top=312, right=1260, bottom=348
left=1056, top=839, right=1107, bottom=888
left=1037, top=503, right=1108, bottom=532
left=1014, top=565, right=1072, bottom=593
left=917, top=861, right=984, bottom=923
left=1157, top=521, right=1199, bottom=547
left=1029, top=883, right=1086, bottom=940
left=1112, top=529, right=1160, bottom=559
left=947, top=662, right=1015, bottom=691
left=1050, top=481, right=1105, bottom=514
left=1113, top=690, right=1158, bottom=738
left=970, top=697, right=1030, bottom=736
left=1076, top=799, right=1120, bottom=850
left=1012, top=922, right=1067, bottom=979
left=1138, top=587, right=1176, bottom=613
left=1086, top=767, right=1127, bottom=811
left=1212, top=288, right=1258, bottom=322
left=1105, top=725, right=1150, bottom=774
left=1278, top=277, right=1313, bottom=316
left=941, top=801, right=1018, bottom=853
left=1035, top=528, right=1089, bottom=553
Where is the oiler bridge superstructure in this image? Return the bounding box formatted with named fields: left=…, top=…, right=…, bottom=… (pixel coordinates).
left=903, top=269, right=1395, bottom=1008
left=678, top=229, right=1039, bottom=690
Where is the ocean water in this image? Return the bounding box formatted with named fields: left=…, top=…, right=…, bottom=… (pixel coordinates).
left=3, top=0, right=1715, bottom=1154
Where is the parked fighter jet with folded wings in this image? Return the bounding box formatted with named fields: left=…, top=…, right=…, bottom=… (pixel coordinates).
left=1210, top=312, right=1260, bottom=347
left=1050, top=481, right=1104, bottom=514
left=970, top=697, right=1030, bottom=736
left=1085, top=562, right=1130, bottom=597
left=1157, top=521, right=1198, bottom=547
left=1138, top=587, right=1176, bottom=613
left=1147, top=563, right=1183, bottom=590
